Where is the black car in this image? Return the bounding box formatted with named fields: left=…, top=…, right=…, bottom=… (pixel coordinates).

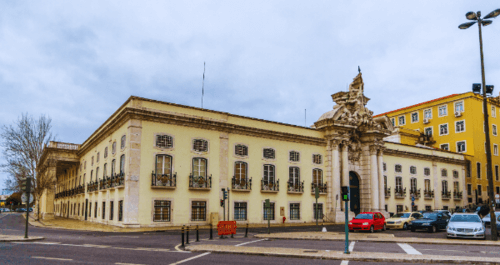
left=410, top=212, right=449, bottom=233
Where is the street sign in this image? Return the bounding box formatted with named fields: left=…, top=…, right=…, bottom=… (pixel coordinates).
left=217, top=221, right=237, bottom=235
left=315, top=186, right=320, bottom=199
left=21, top=192, right=33, bottom=204
left=411, top=196, right=415, bottom=202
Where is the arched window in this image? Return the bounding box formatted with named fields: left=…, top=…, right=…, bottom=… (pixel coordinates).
left=90, top=170, right=93, bottom=181
left=112, top=141, right=117, bottom=154
left=234, top=161, right=248, bottom=186
left=120, top=155, right=125, bottom=174
left=156, top=154, right=172, bottom=175
left=192, top=157, right=207, bottom=177
left=111, top=159, right=116, bottom=176
left=312, top=169, right=323, bottom=185
left=104, top=147, right=108, bottom=158
left=96, top=167, right=99, bottom=181
left=103, top=163, right=107, bottom=178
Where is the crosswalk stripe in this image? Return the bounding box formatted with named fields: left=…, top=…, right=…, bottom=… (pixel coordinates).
left=397, top=243, right=422, bottom=255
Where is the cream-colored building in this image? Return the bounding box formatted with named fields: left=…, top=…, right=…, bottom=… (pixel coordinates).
left=37, top=73, right=468, bottom=227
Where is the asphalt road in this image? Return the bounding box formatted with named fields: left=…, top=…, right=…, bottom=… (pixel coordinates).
left=0, top=213, right=497, bottom=265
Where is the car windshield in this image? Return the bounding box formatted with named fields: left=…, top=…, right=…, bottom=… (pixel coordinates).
left=450, top=215, right=481, bottom=223
left=393, top=213, right=411, bottom=218
left=355, top=214, right=373, bottom=219
left=422, top=213, right=438, bottom=219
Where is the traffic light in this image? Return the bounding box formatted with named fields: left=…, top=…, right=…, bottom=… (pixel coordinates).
left=220, top=199, right=224, bottom=207
left=341, top=186, right=349, bottom=201
left=20, top=177, right=28, bottom=192
left=223, top=190, right=227, bottom=200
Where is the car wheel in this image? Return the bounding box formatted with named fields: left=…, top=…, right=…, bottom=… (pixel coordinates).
left=428, top=226, right=436, bottom=233
left=349, top=230, right=354, bottom=232
left=403, top=223, right=408, bottom=230
left=370, top=226, right=374, bottom=233
left=383, top=224, right=386, bottom=231
left=411, top=227, right=416, bottom=232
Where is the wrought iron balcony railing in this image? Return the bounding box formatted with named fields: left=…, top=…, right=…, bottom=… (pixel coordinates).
left=442, top=190, right=451, bottom=200
left=395, top=187, right=406, bottom=198
left=453, top=191, right=463, bottom=200
left=189, top=174, right=212, bottom=189
left=261, top=179, right=279, bottom=192
left=87, top=180, right=99, bottom=192
left=287, top=181, right=304, bottom=193
left=424, top=189, right=434, bottom=199
left=385, top=187, right=391, bottom=198
left=410, top=188, right=421, bottom=199
left=311, top=182, right=327, bottom=194
left=152, top=172, right=177, bottom=188
left=232, top=176, right=252, bottom=190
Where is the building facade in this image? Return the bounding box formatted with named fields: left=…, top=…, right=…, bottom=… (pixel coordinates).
left=376, top=92, right=500, bottom=205
left=37, top=73, right=467, bottom=227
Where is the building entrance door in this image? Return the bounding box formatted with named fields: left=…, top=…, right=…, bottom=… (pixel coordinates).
left=349, top=171, right=360, bottom=215
left=85, top=199, right=88, bottom=221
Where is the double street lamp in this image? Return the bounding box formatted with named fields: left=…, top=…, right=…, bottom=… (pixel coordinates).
left=459, top=9, right=500, bottom=241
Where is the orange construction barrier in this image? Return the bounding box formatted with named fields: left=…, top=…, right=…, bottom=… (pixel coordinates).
left=217, top=221, right=237, bottom=235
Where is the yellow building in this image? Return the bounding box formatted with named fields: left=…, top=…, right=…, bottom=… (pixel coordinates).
left=36, top=73, right=468, bottom=227
left=375, top=92, right=500, bottom=205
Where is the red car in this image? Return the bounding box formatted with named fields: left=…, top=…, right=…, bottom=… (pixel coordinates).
left=348, top=212, right=386, bottom=233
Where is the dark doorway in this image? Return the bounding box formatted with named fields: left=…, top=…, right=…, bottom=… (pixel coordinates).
left=85, top=199, right=88, bottom=221
left=349, top=171, right=361, bottom=215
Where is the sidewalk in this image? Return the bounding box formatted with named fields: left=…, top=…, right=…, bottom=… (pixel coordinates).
left=185, top=244, right=500, bottom=264
left=255, top=232, right=500, bottom=246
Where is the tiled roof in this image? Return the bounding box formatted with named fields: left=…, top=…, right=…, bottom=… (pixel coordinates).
left=374, top=93, right=464, bottom=117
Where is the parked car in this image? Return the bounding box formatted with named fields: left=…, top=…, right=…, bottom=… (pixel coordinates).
left=16, top=208, right=27, bottom=212
left=348, top=212, right=386, bottom=233
left=476, top=205, right=490, bottom=218
left=385, top=212, right=422, bottom=230
left=497, top=216, right=500, bottom=236
left=1, top=208, right=12, bottom=212
left=410, top=212, right=449, bottom=233
left=446, top=213, right=485, bottom=240
left=435, top=210, right=451, bottom=218
left=481, top=212, right=500, bottom=225
left=28, top=208, right=33, bottom=212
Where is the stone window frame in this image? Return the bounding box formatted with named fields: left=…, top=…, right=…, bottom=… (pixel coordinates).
left=189, top=199, right=209, bottom=223
left=96, top=152, right=100, bottom=163
left=234, top=143, right=249, bottom=158
left=394, top=164, right=402, bottom=173
left=410, top=177, right=418, bottom=192
left=411, top=112, right=419, bottom=123
left=440, top=143, right=450, bottom=151
left=423, top=108, right=432, bottom=120
left=494, top=144, right=499, bottom=156
left=452, top=170, right=459, bottom=178
left=395, top=176, right=403, bottom=191
left=398, top=115, right=405, bottom=126
left=441, top=168, right=448, bottom=177
left=288, top=166, right=301, bottom=186
left=191, top=137, right=209, bottom=153
left=493, top=124, right=498, bottom=136
left=112, top=141, right=117, bottom=155
left=288, top=201, right=302, bottom=222
left=155, top=153, right=175, bottom=175
left=233, top=200, right=249, bottom=222
left=262, top=147, right=276, bottom=160
left=312, top=168, right=323, bottom=186
left=118, top=199, right=124, bottom=222
left=409, top=165, right=417, bottom=175
left=439, top=123, right=449, bottom=136
left=262, top=163, right=276, bottom=185
left=104, top=147, right=108, bottom=159
left=151, top=198, right=174, bottom=223
left=121, top=135, right=127, bottom=150
left=454, top=100, right=464, bottom=113
left=192, top=156, right=209, bottom=178
left=456, top=140, right=466, bottom=153
left=154, top=133, right=175, bottom=150
left=442, top=180, right=448, bottom=193
left=383, top=162, right=387, bottom=172
left=262, top=200, right=276, bottom=222
left=438, top=104, right=448, bottom=117
left=424, top=126, right=433, bottom=137
left=424, top=179, right=431, bottom=191
left=312, top=154, right=322, bottom=165
left=234, top=161, right=248, bottom=184
left=313, top=202, right=323, bottom=220
left=288, top=150, right=301, bottom=163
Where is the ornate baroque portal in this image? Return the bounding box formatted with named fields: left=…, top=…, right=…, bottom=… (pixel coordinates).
left=314, top=72, right=393, bottom=222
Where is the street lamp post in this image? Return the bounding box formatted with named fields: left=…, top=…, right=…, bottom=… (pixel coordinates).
left=459, top=9, right=500, bottom=241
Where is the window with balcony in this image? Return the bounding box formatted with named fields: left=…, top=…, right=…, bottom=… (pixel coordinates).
left=263, top=148, right=275, bottom=159
left=410, top=178, right=417, bottom=193
left=235, top=144, right=248, bottom=156
left=234, top=161, right=248, bottom=189
left=153, top=155, right=175, bottom=187
left=192, top=158, right=207, bottom=178
left=288, top=167, right=301, bottom=192
left=395, top=176, right=402, bottom=191
left=193, top=139, right=208, bottom=152
left=156, top=135, right=173, bottom=148
left=262, top=164, right=276, bottom=190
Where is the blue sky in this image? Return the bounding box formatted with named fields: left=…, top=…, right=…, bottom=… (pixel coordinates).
left=1, top=1, right=500, bottom=192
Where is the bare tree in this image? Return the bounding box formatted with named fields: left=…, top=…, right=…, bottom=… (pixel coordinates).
left=1, top=114, right=55, bottom=220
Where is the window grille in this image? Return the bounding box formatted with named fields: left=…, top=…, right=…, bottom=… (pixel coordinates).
left=154, top=200, right=171, bottom=222
left=104, top=147, right=108, bottom=158
left=121, top=135, right=126, bottom=149
left=112, top=142, right=116, bottom=154
left=235, top=145, right=248, bottom=156
left=118, top=200, right=123, bottom=221
left=313, top=203, right=323, bottom=220
left=410, top=166, right=416, bottom=174
left=383, top=163, right=387, bottom=171
left=453, top=170, right=459, bottom=178
left=441, top=169, right=447, bottom=177
left=290, top=203, right=300, bottom=220
left=191, top=201, right=206, bottom=221
left=263, top=202, right=275, bottom=220
left=156, top=135, right=173, bottom=148
left=234, top=202, right=247, bottom=221
left=289, top=151, right=300, bottom=162
left=313, top=154, right=322, bottom=164
left=110, top=201, right=114, bottom=221
left=193, top=139, right=208, bottom=152
left=102, top=202, right=106, bottom=220
left=263, top=148, right=275, bottom=159
left=395, top=164, right=402, bottom=173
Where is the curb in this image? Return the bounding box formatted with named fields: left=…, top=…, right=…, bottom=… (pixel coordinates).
left=186, top=244, right=500, bottom=264
left=0, top=237, right=45, bottom=242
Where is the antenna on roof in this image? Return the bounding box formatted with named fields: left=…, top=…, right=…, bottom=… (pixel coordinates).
left=201, top=62, right=205, bottom=108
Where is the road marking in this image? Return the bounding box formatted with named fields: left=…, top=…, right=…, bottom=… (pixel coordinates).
left=340, top=261, right=349, bottom=265
left=83, top=244, right=111, bottom=248
left=234, top=238, right=267, bottom=247
left=14, top=241, right=187, bottom=253
left=116, top=263, right=145, bottom=265
left=32, top=256, right=73, bottom=261
left=349, top=241, right=355, bottom=253
left=397, top=243, right=422, bottom=255
left=169, top=252, right=211, bottom=265
left=174, top=243, right=191, bottom=253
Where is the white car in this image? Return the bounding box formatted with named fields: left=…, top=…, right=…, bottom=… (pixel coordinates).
left=447, top=213, right=485, bottom=239
left=482, top=211, right=500, bottom=225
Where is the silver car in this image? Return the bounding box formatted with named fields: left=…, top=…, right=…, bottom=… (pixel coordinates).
left=482, top=211, right=500, bottom=225
left=447, top=213, right=485, bottom=239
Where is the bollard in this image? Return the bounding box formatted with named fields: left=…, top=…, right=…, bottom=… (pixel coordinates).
left=186, top=226, right=190, bottom=245
left=196, top=225, right=199, bottom=242
left=210, top=223, right=213, bottom=240
left=181, top=226, right=185, bottom=248
left=244, top=223, right=248, bottom=238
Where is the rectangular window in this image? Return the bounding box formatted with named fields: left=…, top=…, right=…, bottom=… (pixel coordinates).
left=478, top=185, right=482, bottom=196
left=425, top=205, right=432, bottom=212
left=424, top=179, right=431, bottom=191
left=263, top=164, right=275, bottom=185
left=395, top=177, right=402, bottom=191
left=439, top=124, right=448, bottom=136
left=192, top=158, right=207, bottom=177
left=110, top=201, right=114, bottom=221
left=440, top=144, right=449, bottom=151
left=191, top=201, right=206, bottom=221
left=425, top=127, right=433, bottom=136
left=89, top=203, right=92, bottom=218
left=102, top=202, right=106, bottom=220
left=410, top=178, right=417, bottom=193
left=391, top=118, right=395, bottom=126
left=467, top=184, right=472, bottom=196
left=495, top=145, right=499, bottom=156
left=398, top=116, right=405, bottom=125
left=156, top=155, right=172, bottom=175
left=234, top=202, right=247, bottom=221
left=477, top=162, right=481, bottom=179
left=313, top=203, right=323, bottom=220
left=442, top=180, right=448, bottom=193
left=424, top=109, right=432, bottom=119
left=457, top=141, right=466, bottom=153
left=396, top=205, right=403, bottom=213
left=312, top=169, right=323, bottom=185
left=493, top=125, right=498, bottom=136
left=263, top=202, right=275, bottom=220
left=424, top=168, right=430, bottom=176
left=94, top=202, right=98, bottom=218
left=455, top=101, right=464, bottom=113
left=234, top=161, right=248, bottom=185
left=411, top=112, right=418, bottom=123
left=496, top=165, right=499, bottom=181
left=289, top=167, right=300, bottom=187
left=493, top=106, right=496, bottom=117
left=455, top=121, right=465, bottom=133
left=118, top=200, right=123, bottom=221
left=154, top=200, right=171, bottom=222
left=438, top=105, right=447, bottom=117
left=453, top=181, right=459, bottom=192
left=383, top=163, right=387, bottom=171
left=290, top=203, right=300, bottom=220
